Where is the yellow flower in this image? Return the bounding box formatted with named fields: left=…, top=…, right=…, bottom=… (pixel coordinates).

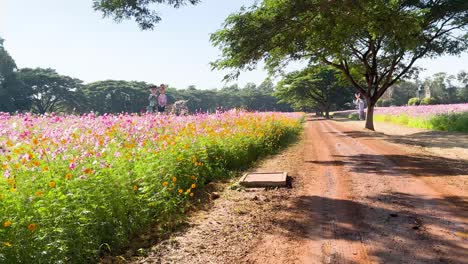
left=132, top=185, right=138, bottom=191
left=191, top=184, right=196, bottom=189
left=65, top=173, right=73, bottom=180
left=10, top=188, right=16, bottom=193
left=35, top=191, right=43, bottom=197
left=189, top=193, right=194, bottom=197
left=190, top=175, right=196, bottom=180
left=3, top=242, right=12, bottom=247
left=49, top=181, right=56, bottom=188
left=3, top=221, right=12, bottom=228
left=43, top=166, right=49, bottom=172
left=83, top=168, right=93, bottom=174
left=27, top=223, right=37, bottom=232
left=172, top=177, right=177, bottom=182
left=162, top=181, right=168, bottom=187
left=178, top=189, right=183, bottom=194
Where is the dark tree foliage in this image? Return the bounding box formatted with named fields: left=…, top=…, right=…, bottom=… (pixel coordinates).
left=93, top=0, right=201, bottom=29
left=18, top=68, right=84, bottom=114
left=0, top=37, right=32, bottom=112
left=275, top=66, right=354, bottom=118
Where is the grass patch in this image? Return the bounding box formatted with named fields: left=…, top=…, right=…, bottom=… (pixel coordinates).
left=374, top=112, right=468, bottom=133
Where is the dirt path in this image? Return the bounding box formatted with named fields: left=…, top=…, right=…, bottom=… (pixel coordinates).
left=127, top=119, right=468, bottom=264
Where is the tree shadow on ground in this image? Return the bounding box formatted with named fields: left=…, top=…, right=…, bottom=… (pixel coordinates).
left=307, top=154, right=467, bottom=177
left=270, top=193, right=467, bottom=263
left=328, top=129, right=468, bottom=150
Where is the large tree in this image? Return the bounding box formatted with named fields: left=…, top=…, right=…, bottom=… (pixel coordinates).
left=82, top=80, right=150, bottom=113
left=457, top=71, right=468, bottom=102
left=211, top=0, right=468, bottom=130
left=93, top=0, right=201, bottom=29
left=0, top=37, right=32, bottom=112
left=19, top=68, right=84, bottom=114
left=275, top=66, right=353, bottom=118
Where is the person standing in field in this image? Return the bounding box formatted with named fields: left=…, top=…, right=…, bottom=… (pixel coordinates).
left=158, top=84, right=168, bottom=113
left=355, top=93, right=365, bottom=120
left=147, top=86, right=158, bottom=113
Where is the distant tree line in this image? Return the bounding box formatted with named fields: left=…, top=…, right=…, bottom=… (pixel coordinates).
left=0, top=36, right=292, bottom=114
left=378, top=72, right=468, bottom=107
left=2, top=35, right=465, bottom=115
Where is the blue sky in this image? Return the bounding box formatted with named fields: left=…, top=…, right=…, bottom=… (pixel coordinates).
left=1, top=0, right=467, bottom=89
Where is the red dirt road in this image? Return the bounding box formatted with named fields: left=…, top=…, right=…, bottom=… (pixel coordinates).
left=245, top=119, right=468, bottom=264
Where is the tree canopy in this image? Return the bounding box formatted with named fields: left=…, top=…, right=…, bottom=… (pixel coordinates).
left=275, top=66, right=353, bottom=117
left=92, top=0, right=201, bottom=29
left=211, top=0, right=468, bottom=129
left=0, top=37, right=31, bottom=112
left=19, top=68, right=84, bottom=114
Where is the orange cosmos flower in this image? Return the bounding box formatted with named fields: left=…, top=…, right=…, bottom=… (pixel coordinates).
left=35, top=191, right=44, bottom=197
left=27, top=223, right=37, bottom=232
left=162, top=181, right=168, bottom=187
left=49, top=181, right=56, bottom=188
left=65, top=173, right=73, bottom=180
left=3, top=221, right=12, bottom=228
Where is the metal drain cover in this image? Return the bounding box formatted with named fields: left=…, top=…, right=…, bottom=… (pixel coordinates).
left=239, top=172, right=288, bottom=188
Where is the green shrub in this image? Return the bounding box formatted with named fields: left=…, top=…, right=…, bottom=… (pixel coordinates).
left=382, top=99, right=392, bottom=107
left=420, top=97, right=438, bottom=105
left=348, top=112, right=359, bottom=120
left=408, top=97, right=420, bottom=106
left=429, top=112, right=468, bottom=132
left=375, top=112, right=468, bottom=133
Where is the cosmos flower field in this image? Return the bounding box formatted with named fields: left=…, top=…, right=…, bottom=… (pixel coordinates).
left=0, top=111, right=303, bottom=263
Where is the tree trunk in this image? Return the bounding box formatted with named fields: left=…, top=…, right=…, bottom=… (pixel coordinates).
left=365, top=103, right=375, bottom=130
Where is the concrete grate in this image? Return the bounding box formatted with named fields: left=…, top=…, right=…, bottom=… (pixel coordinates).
left=239, top=172, right=288, bottom=188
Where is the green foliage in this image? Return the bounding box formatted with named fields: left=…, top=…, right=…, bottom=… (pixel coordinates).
left=377, top=99, right=393, bottom=107
left=275, top=66, right=354, bottom=116
left=390, top=81, right=419, bottom=106
left=348, top=112, right=359, bottom=120
left=211, top=0, right=468, bottom=130
left=92, top=0, right=201, bottom=30
left=18, top=68, right=84, bottom=114
left=375, top=112, right=468, bottom=133
left=0, top=37, right=32, bottom=112
left=430, top=112, right=468, bottom=132
left=408, top=97, right=421, bottom=106
left=83, top=80, right=150, bottom=113
left=420, top=97, right=438, bottom=105
left=423, top=72, right=460, bottom=104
